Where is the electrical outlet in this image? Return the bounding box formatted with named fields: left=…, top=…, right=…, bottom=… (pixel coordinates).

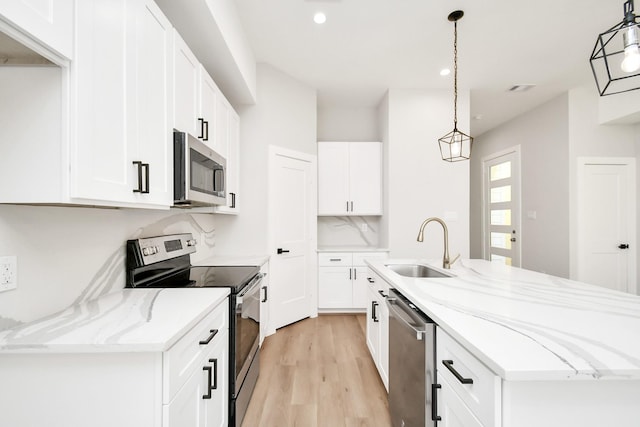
left=0, top=256, right=17, bottom=292
left=361, top=223, right=368, bottom=232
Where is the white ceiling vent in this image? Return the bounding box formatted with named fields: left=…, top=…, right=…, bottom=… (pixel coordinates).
left=508, top=84, right=536, bottom=93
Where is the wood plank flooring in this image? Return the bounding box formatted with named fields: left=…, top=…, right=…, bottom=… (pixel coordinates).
left=241, top=314, right=392, bottom=427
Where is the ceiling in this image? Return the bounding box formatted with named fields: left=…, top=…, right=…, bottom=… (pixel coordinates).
left=234, top=0, right=622, bottom=135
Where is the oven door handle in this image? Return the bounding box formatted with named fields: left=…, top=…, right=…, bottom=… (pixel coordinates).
left=238, top=273, right=265, bottom=298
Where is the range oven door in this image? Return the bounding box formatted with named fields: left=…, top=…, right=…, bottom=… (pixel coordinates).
left=233, top=273, right=263, bottom=425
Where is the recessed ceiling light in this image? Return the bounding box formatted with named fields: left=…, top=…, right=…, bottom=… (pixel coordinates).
left=314, top=12, right=327, bottom=24
left=440, top=68, right=451, bottom=76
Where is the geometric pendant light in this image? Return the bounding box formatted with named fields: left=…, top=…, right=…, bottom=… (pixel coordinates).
left=438, top=10, right=473, bottom=162
left=590, top=0, right=640, bottom=96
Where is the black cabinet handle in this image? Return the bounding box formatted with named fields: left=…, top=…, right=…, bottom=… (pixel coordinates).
left=277, top=248, right=290, bottom=254
left=372, top=301, right=379, bottom=322
left=432, top=383, right=442, bottom=421
left=329, top=258, right=342, bottom=262
left=142, top=163, right=150, bottom=194
left=346, top=201, right=349, bottom=212
left=230, top=192, right=236, bottom=209
left=619, top=243, right=630, bottom=249
left=367, top=277, right=375, bottom=283
left=133, top=161, right=143, bottom=193
left=350, top=201, right=353, bottom=211
left=202, top=365, right=213, bottom=399
left=354, top=269, right=357, bottom=280
left=210, top=358, right=218, bottom=390
left=202, top=358, right=218, bottom=399
left=378, top=290, right=388, bottom=298
left=349, top=268, right=352, bottom=280
left=199, top=329, right=218, bottom=345
left=198, top=118, right=205, bottom=139
left=442, top=360, right=474, bottom=384
left=203, top=120, right=209, bottom=141
left=262, top=285, right=268, bottom=303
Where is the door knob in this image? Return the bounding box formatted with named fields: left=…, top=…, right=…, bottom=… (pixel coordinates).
left=277, top=248, right=290, bottom=254
left=618, top=244, right=630, bottom=249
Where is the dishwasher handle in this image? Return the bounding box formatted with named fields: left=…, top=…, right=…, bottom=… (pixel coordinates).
left=387, top=297, right=427, bottom=340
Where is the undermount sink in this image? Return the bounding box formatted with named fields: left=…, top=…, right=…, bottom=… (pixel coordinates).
left=385, top=263, right=454, bottom=278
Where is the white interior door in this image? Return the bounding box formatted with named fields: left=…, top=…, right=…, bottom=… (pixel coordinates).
left=483, top=147, right=521, bottom=267
left=577, top=159, right=636, bottom=294
left=268, top=146, right=317, bottom=329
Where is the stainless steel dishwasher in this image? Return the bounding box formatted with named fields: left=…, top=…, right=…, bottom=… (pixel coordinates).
left=387, top=288, right=437, bottom=427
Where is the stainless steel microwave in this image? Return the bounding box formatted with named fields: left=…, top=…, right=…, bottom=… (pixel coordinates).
left=173, top=131, right=226, bottom=207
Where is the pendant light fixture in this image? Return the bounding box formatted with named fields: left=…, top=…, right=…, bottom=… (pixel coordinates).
left=590, top=0, right=640, bottom=96
left=438, top=10, right=472, bottom=162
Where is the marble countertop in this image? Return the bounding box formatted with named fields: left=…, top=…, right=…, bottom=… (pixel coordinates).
left=366, top=258, right=640, bottom=381
left=195, top=254, right=270, bottom=267
left=317, top=247, right=390, bottom=252
left=0, top=288, right=229, bottom=354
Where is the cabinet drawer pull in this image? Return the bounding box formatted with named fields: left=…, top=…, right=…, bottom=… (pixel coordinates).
left=378, top=290, right=388, bottom=298
left=442, top=359, right=474, bottom=384
left=210, top=358, right=218, bottom=390
left=372, top=301, right=379, bottom=322
left=199, top=329, right=219, bottom=345
left=202, top=365, right=213, bottom=399
left=367, top=277, right=375, bottom=283
left=230, top=192, right=236, bottom=208
left=261, top=285, right=268, bottom=303
left=432, top=383, right=442, bottom=421
left=329, top=258, right=342, bottom=261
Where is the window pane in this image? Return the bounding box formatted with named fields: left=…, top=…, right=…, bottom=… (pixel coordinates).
left=490, top=161, right=511, bottom=181
left=491, top=254, right=513, bottom=266
left=490, top=185, right=511, bottom=203
left=491, top=232, right=512, bottom=250
left=491, top=209, right=511, bottom=226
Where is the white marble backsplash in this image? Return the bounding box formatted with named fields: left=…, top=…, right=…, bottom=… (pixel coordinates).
left=0, top=205, right=219, bottom=332
left=317, top=216, right=381, bottom=248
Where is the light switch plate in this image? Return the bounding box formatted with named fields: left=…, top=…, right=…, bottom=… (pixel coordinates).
left=0, top=256, right=17, bottom=292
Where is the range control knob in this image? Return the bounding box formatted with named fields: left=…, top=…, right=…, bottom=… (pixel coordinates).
left=187, top=239, right=197, bottom=247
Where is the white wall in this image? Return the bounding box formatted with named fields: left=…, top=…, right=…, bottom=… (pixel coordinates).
left=317, top=106, right=380, bottom=141
left=386, top=89, right=470, bottom=260
left=0, top=206, right=217, bottom=330
left=213, top=63, right=317, bottom=254
left=471, top=94, right=570, bottom=277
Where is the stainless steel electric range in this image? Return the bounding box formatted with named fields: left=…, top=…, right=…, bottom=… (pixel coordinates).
left=125, top=233, right=263, bottom=427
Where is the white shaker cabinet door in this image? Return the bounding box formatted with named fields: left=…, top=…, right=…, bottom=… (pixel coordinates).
left=318, top=266, right=353, bottom=308
left=0, top=0, right=73, bottom=58
left=438, top=376, right=484, bottom=427
left=72, top=0, right=131, bottom=202
left=173, top=30, right=199, bottom=136
left=318, top=142, right=350, bottom=215
left=198, top=67, right=218, bottom=150
left=348, top=142, right=382, bottom=215
left=130, top=0, right=173, bottom=206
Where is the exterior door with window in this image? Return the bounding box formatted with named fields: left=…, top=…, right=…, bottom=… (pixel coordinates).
left=483, top=148, right=521, bottom=267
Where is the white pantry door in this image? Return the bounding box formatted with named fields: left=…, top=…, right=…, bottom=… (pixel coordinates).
left=483, top=147, right=521, bottom=267
left=268, top=146, right=317, bottom=330
left=577, top=159, right=636, bottom=293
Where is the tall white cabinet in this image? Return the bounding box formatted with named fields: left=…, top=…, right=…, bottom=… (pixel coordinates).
left=317, top=141, right=383, bottom=216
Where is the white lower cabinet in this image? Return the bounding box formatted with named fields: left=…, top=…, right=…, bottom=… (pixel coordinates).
left=0, top=298, right=229, bottom=427
left=318, top=251, right=388, bottom=310
left=365, top=268, right=390, bottom=391
left=164, top=329, right=228, bottom=427
left=436, top=328, right=501, bottom=427
left=259, top=261, right=270, bottom=345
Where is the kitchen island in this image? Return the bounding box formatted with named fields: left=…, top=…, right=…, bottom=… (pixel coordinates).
left=366, top=258, right=640, bottom=426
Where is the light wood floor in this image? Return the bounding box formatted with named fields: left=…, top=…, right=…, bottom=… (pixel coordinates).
left=241, top=314, right=392, bottom=427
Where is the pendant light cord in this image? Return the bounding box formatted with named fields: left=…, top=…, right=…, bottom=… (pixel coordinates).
left=453, top=20, right=458, bottom=129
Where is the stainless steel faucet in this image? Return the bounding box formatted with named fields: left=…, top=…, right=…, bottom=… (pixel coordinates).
left=416, top=217, right=459, bottom=269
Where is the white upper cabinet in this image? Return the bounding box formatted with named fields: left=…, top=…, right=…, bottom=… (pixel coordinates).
left=0, top=0, right=73, bottom=59
left=214, top=108, right=240, bottom=214
left=173, top=30, right=199, bottom=137
left=318, top=141, right=382, bottom=216
left=71, top=0, right=173, bottom=208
